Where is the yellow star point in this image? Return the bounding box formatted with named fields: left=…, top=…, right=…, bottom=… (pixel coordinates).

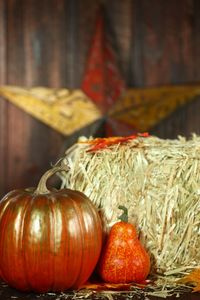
left=0, top=86, right=102, bottom=136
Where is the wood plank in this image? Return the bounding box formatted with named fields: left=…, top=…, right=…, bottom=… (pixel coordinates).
left=152, top=96, right=200, bottom=138
left=1, top=0, right=200, bottom=194
left=0, top=1, right=7, bottom=197
left=127, top=0, right=145, bottom=87
left=139, top=0, right=197, bottom=86
left=105, top=0, right=132, bottom=82
left=66, top=0, right=80, bottom=87
left=78, top=0, right=100, bottom=84
left=193, top=0, right=200, bottom=79
left=23, top=0, right=70, bottom=88
left=127, top=0, right=200, bottom=139
left=20, top=0, right=68, bottom=187
left=6, top=0, right=68, bottom=191
left=6, top=0, right=32, bottom=191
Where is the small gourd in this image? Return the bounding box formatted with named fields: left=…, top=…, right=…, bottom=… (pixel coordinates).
left=98, top=206, right=150, bottom=283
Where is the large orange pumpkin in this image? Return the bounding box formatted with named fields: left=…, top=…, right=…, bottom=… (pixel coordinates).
left=0, top=167, right=102, bottom=293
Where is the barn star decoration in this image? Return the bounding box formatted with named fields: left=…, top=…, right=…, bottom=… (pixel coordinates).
left=0, top=10, right=200, bottom=137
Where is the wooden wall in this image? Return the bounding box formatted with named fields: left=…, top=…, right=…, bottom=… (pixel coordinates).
left=0, top=0, right=200, bottom=196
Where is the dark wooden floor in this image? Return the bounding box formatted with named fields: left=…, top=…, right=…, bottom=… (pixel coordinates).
left=0, top=281, right=199, bottom=300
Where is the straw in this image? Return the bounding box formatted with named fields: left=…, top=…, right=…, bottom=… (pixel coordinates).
left=58, top=134, right=200, bottom=278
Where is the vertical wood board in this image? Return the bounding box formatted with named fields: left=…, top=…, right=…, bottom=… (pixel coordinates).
left=0, top=1, right=7, bottom=195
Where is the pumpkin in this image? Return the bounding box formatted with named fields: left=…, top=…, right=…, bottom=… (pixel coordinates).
left=0, top=167, right=103, bottom=293
left=98, top=206, right=150, bottom=284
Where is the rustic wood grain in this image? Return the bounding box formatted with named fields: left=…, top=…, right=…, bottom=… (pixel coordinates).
left=0, top=1, right=7, bottom=196
left=21, top=0, right=73, bottom=189
left=78, top=0, right=100, bottom=84
left=152, top=96, right=200, bottom=138
left=128, top=0, right=145, bottom=87
left=105, top=0, right=132, bottom=81
left=136, top=0, right=200, bottom=139
left=193, top=0, right=200, bottom=79
left=139, top=0, right=198, bottom=86
left=4, top=0, right=71, bottom=193
left=0, top=0, right=200, bottom=195
left=6, top=0, right=33, bottom=192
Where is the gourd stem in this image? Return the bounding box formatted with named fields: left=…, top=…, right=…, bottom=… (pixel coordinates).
left=34, top=166, right=68, bottom=195
left=118, top=205, right=128, bottom=223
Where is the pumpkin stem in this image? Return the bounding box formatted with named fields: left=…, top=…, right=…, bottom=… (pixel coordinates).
left=34, top=166, right=68, bottom=195
left=118, top=205, right=128, bottom=223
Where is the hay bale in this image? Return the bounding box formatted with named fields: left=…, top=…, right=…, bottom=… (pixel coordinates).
left=59, top=135, right=200, bottom=276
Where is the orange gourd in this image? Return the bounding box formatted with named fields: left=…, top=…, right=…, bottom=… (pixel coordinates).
left=98, top=206, right=150, bottom=283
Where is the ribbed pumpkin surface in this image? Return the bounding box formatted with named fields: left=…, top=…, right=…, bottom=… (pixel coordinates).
left=0, top=188, right=102, bottom=292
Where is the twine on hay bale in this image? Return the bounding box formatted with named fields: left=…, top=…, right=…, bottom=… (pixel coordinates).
left=58, top=134, right=200, bottom=278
